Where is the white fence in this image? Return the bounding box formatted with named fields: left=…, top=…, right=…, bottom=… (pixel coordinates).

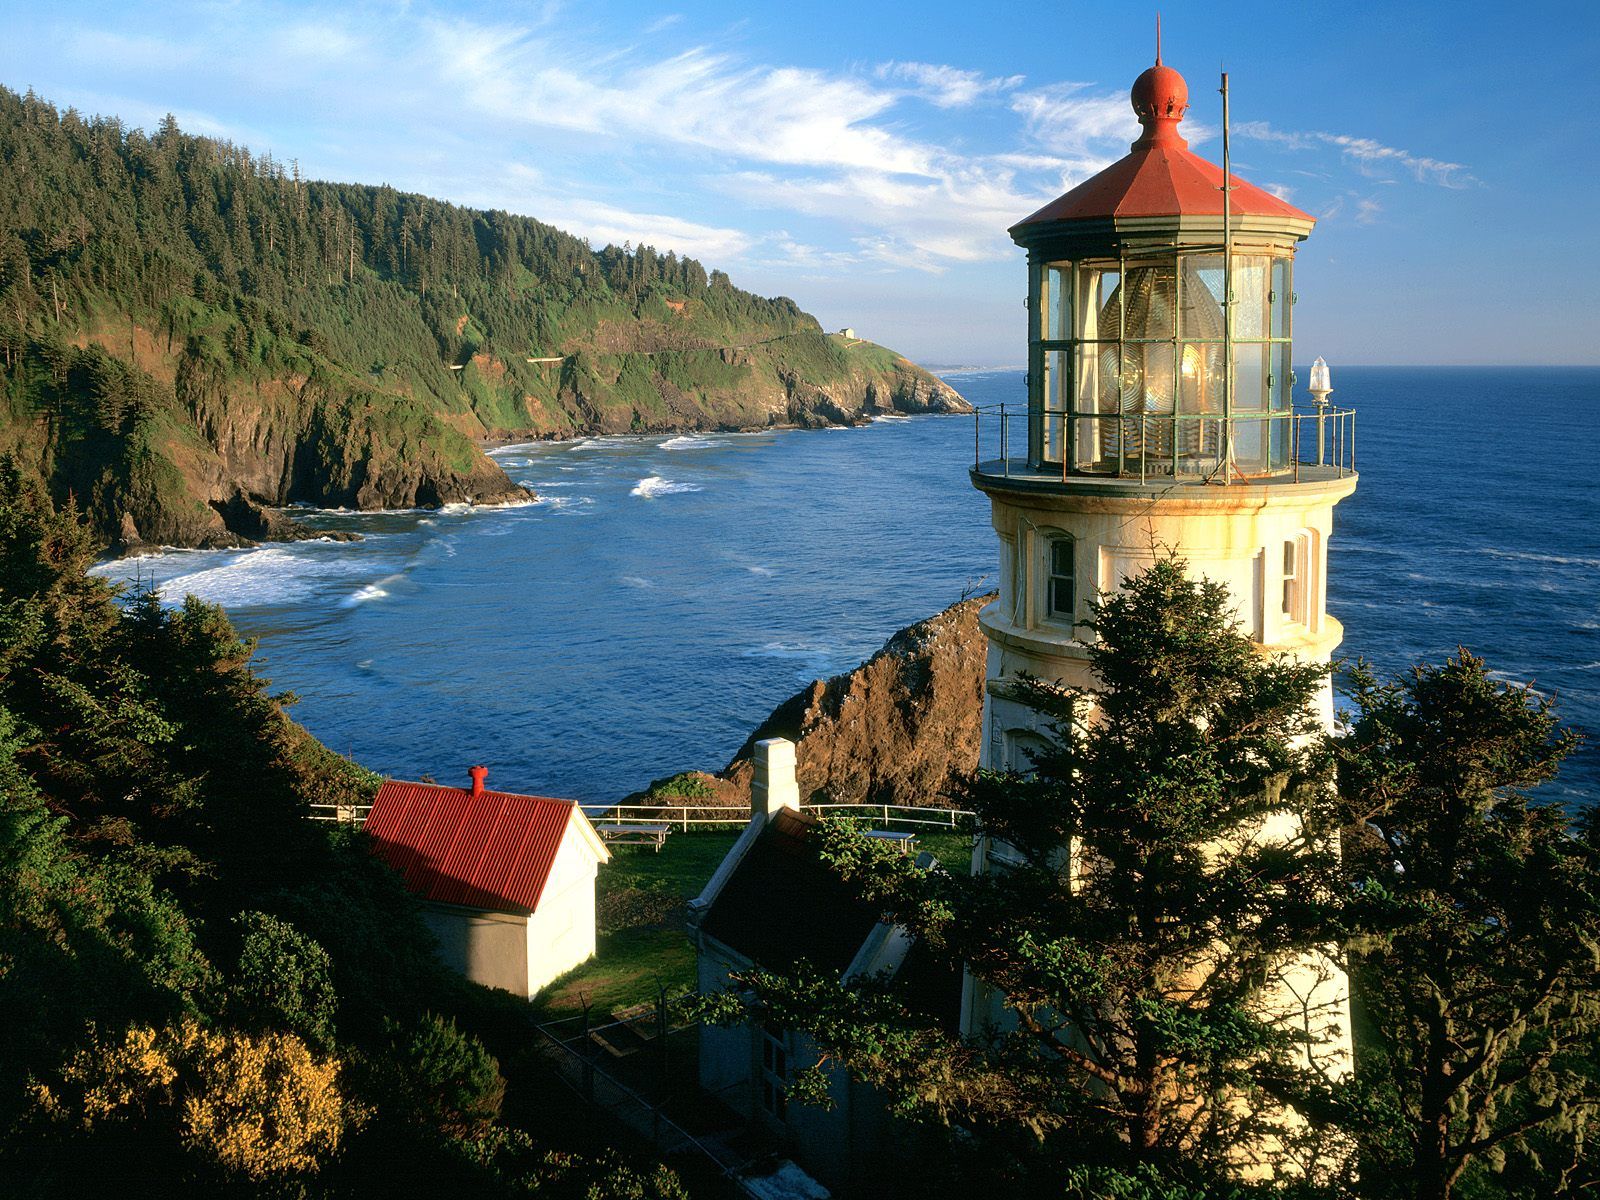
left=307, top=800, right=974, bottom=831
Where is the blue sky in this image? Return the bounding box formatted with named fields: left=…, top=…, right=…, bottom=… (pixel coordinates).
left=2, top=0, right=1596, bottom=366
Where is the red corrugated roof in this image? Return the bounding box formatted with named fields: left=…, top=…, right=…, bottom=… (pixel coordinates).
left=364, top=780, right=578, bottom=914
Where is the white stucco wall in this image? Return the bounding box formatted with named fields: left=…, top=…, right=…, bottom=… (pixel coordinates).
left=525, top=813, right=604, bottom=996
left=421, top=904, right=530, bottom=997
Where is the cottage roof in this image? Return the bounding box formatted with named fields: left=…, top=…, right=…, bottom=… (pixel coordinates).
left=699, top=808, right=962, bottom=1030
left=365, top=778, right=601, bottom=915
left=700, top=808, right=882, bottom=972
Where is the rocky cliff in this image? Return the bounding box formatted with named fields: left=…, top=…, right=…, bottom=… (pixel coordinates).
left=661, top=593, right=992, bottom=810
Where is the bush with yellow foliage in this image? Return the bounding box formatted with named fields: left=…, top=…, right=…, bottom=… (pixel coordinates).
left=38, top=1019, right=345, bottom=1180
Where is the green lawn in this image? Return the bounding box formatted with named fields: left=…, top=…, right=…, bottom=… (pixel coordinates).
left=535, top=824, right=976, bottom=1020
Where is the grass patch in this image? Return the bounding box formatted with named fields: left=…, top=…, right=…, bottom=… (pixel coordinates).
left=534, top=825, right=974, bottom=1019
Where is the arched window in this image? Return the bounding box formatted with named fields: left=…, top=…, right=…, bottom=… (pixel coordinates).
left=1044, top=533, right=1075, bottom=623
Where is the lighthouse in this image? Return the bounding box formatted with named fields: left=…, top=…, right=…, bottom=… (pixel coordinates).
left=961, top=50, right=1359, bottom=1125
left=971, top=53, right=1356, bottom=783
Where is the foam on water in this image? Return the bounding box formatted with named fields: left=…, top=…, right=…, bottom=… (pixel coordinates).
left=534, top=495, right=594, bottom=514
left=661, top=435, right=721, bottom=450
left=156, top=545, right=371, bottom=609
left=1482, top=548, right=1600, bottom=570
left=631, top=476, right=703, bottom=498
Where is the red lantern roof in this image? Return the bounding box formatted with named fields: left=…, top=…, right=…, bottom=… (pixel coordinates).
left=364, top=774, right=589, bottom=914
left=1012, top=56, right=1311, bottom=233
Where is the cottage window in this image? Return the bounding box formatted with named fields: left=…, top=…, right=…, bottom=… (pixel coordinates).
left=760, top=1023, right=789, bottom=1122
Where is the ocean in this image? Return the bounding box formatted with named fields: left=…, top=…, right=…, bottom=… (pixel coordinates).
left=94, top=367, right=1600, bottom=806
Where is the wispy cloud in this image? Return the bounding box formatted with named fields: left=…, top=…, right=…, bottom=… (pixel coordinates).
left=431, top=23, right=939, bottom=178
left=1010, top=81, right=1136, bottom=159
left=876, top=60, right=1023, bottom=108
left=1235, top=120, right=1476, bottom=188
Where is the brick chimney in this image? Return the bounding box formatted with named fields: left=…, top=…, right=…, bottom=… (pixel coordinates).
left=468, top=765, right=488, bottom=797
left=751, top=738, right=799, bottom=824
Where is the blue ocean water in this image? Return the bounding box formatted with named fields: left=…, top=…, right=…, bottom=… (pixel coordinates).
left=94, top=367, right=1600, bottom=805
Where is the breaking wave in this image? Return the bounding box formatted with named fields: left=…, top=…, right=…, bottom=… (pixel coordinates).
left=631, top=476, right=703, bottom=499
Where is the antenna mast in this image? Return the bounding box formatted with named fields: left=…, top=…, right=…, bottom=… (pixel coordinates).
left=1220, top=68, right=1234, bottom=484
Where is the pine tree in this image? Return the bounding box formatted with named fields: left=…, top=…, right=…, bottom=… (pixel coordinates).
left=1333, top=654, right=1600, bottom=1199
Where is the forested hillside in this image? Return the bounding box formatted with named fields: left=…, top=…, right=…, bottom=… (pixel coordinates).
left=0, top=85, right=965, bottom=551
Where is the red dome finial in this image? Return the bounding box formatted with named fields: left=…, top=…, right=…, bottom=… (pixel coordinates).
left=1130, top=33, right=1188, bottom=151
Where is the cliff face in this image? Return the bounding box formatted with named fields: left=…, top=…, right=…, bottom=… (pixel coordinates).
left=715, top=593, right=994, bottom=808
left=0, top=87, right=966, bottom=553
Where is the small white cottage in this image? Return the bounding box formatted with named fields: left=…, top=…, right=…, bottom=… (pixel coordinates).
left=690, top=740, right=960, bottom=1194
left=364, top=766, right=610, bottom=997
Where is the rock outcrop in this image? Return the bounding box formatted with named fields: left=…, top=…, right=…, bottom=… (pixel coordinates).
left=713, top=593, right=994, bottom=808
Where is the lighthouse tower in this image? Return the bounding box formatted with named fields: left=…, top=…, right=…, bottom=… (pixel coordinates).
left=971, top=54, right=1356, bottom=782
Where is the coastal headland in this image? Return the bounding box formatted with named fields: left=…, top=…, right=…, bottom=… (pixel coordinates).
left=0, top=86, right=966, bottom=554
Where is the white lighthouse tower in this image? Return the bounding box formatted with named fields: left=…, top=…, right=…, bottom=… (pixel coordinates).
left=971, top=53, right=1356, bottom=782
left=961, top=52, right=1360, bottom=1116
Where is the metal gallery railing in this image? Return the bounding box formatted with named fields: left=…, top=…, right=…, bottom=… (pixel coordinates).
left=971, top=402, right=1355, bottom=485
left=307, top=800, right=975, bottom=831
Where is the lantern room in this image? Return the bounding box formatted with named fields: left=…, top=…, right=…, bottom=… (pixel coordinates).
left=1007, top=55, right=1317, bottom=481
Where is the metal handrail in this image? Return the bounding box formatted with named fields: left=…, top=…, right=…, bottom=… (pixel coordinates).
left=307, top=800, right=976, bottom=831
left=970, top=401, right=1356, bottom=483
left=581, top=801, right=975, bottom=832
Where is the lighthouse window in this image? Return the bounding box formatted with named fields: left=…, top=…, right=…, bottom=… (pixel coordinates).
left=1046, top=536, right=1075, bottom=622
left=1282, top=535, right=1309, bottom=624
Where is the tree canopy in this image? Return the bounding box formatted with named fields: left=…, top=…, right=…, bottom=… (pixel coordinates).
left=1333, top=653, right=1600, bottom=1199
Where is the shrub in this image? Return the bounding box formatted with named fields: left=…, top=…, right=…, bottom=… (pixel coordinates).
left=229, top=910, right=338, bottom=1050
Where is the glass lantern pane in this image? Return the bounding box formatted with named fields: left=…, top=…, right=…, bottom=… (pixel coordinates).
left=1178, top=342, right=1225, bottom=415
left=1231, top=256, right=1270, bottom=339
left=1033, top=348, right=1070, bottom=463
left=1178, top=255, right=1226, bottom=341
left=1076, top=265, right=1119, bottom=342
left=1045, top=263, right=1070, bottom=341
left=1075, top=341, right=1120, bottom=471
left=1230, top=343, right=1269, bottom=473
left=1234, top=341, right=1268, bottom=412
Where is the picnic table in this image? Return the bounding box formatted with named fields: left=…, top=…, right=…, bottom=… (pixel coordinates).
left=863, top=830, right=919, bottom=855
left=597, top=822, right=672, bottom=852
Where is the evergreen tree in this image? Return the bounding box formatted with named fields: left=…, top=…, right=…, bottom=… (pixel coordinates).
left=1333, top=654, right=1600, bottom=1199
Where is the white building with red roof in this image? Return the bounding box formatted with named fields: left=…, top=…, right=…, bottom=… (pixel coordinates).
left=364, top=766, right=610, bottom=998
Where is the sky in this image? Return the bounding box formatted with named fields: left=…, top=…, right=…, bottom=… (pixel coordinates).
left=2, top=0, right=1596, bottom=367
